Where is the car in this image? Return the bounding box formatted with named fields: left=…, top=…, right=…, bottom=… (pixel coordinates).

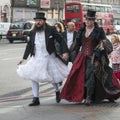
left=0, top=22, right=11, bottom=40
left=6, top=21, right=34, bottom=43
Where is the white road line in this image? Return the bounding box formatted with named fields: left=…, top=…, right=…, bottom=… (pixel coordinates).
left=1, top=57, right=21, bottom=61
left=0, top=48, right=24, bottom=52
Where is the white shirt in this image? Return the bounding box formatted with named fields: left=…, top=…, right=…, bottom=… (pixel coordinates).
left=67, top=31, right=74, bottom=49
left=35, top=31, right=49, bottom=56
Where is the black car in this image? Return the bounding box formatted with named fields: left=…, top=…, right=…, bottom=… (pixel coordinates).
left=6, top=21, right=34, bottom=43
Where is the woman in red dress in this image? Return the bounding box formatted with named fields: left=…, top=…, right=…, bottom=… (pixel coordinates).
left=60, top=10, right=120, bottom=105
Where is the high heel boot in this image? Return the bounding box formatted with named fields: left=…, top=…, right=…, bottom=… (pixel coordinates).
left=84, top=96, right=92, bottom=106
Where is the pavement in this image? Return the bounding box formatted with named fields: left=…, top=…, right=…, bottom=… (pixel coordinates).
left=0, top=88, right=120, bottom=120
left=0, top=37, right=120, bottom=120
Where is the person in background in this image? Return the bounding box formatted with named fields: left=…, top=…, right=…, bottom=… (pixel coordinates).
left=17, top=12, right=70, bottom=106
left=109, top=34, right=120, bottom=81
left=60, top=10, right=120, bottom=105
left=54, top=22, right=65, bottom=33
left=62, top=22, right=78, bottom=63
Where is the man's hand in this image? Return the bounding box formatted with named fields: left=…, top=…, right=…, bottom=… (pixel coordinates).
left=17, top=59, right=25, bottom=65
left=61, top=53, right=69, bottom=61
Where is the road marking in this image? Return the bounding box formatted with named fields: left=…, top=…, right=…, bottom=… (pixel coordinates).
left=1, top=57, right=21, bottom=61
left=0, top=93, right=55, bottom=103
left=0, top=48, right=24, bottom=52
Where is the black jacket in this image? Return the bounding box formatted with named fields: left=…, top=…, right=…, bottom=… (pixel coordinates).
left=23, top=24, right=69, bottom=59
left=61, top=30, right=79, bottom=62
left=61, top=30, right=77, bottom=45
left=75, top=22, right=106, bottom=51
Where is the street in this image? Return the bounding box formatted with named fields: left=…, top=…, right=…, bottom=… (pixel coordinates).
left=0, top=38, right=120, bottom=120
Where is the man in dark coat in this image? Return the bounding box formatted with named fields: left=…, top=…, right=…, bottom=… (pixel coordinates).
left=17, top=12, right=70, bottom=106
left=62, top=22, right=78, bottom=63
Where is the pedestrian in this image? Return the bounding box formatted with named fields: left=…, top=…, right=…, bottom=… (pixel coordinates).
left=54, top=22, right=65, bottom=33
left=61, top=22, right=78, bottom=63
left=60, top=10, right=120, bottom=105
left=17, top=12, right=70, bottom=106
left=109, top=34, right=120, bottom=82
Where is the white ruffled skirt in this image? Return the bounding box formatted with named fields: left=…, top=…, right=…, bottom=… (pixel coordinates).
left=17, top=53, right=70, bottom=83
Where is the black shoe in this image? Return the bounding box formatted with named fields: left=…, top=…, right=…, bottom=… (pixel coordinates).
left=108, top=98, right=115, bottom=103
left=84, top=96, right=91, bottom=106
left=56, top=91, right=61, bottom=103
left=29, top=97, right=40, bottom=106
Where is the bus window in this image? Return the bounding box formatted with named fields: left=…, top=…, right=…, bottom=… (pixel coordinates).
left=66, top=18, right=81, bottom=23
left=101, top=6, right=105, bottom=12
left=96, top=6, right=101, bottom=12
left=66, top=5, right=80, bottom=13
left=88, top=5, right=95, bottom=11
left=82, top=5, right=87, bottom=11
left=107, top=7, right=112, bottom=13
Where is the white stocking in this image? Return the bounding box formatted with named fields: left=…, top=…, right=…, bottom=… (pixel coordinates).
left=52, top=83, right=60, bottom=92
left=32, top=81, right=39, bottom=97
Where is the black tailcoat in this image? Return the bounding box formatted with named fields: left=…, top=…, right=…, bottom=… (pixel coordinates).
left=23, top=24, right=69, bottom=60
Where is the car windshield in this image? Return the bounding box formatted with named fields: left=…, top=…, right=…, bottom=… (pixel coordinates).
left=10, top=22, right=24, bottom=29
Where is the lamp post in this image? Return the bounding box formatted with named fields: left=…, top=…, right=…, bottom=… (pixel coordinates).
left=10, top=0, right=14, bottom=23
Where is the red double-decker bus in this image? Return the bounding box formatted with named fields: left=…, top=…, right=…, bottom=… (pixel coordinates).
left=64, top=2, right=114, bottom=34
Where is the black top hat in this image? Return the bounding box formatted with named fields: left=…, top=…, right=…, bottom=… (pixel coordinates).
left=34, top=12, right=46, bottom=20
left=85, top=10, right=96, bottom=19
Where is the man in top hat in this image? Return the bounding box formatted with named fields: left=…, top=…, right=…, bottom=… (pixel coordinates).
left=61, top=9, right=120, bottom=105
left=17, top=12, right=70, bottom=106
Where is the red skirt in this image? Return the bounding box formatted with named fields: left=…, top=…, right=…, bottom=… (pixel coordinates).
left=113, top=71, right=120, bottom=79
left=112, top=70, right=120, bottom=89
left=60, top=52, right=86, bottom=102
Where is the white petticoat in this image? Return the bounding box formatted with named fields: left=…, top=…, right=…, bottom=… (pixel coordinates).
left=17, top=51, right=70, bottom=83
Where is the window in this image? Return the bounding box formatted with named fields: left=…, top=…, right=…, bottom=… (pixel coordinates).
left=66, top=5, right=80, bottom=13
left=24, top=23, right=33, bottom=29
left=66, top=18, right=81, bottom=23
left=96, top=6, right=101, bottom=12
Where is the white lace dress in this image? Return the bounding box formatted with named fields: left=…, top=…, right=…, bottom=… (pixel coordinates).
left=17, top=32, right=70, bottom=83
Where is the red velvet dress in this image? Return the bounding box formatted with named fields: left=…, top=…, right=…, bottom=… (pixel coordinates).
left=60, top=52, right=86, bottom=102
left=61, top=36, right=120, bottom=102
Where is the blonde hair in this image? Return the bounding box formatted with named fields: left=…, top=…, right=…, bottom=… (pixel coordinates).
left=111, top=34, right=120, bottom=43
left=54, top=22, right=65, bottom=32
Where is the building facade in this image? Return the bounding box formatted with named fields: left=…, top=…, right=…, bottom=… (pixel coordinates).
left=0, top=0, right=120, bottom=23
